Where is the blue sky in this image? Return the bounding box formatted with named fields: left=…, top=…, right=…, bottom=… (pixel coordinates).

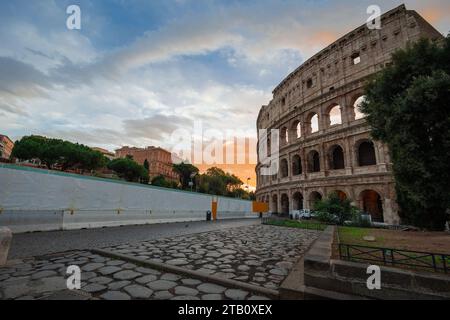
left=0, top=0, right=449, bottom=160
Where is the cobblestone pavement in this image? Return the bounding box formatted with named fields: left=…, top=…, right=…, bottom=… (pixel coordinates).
left=1, top=225, right=320, bottom=300
left=0, top=251, right=270, bottom=300
left=10, top=219, right=259, bottom=259
left=105, top=225, right=321, bottom=290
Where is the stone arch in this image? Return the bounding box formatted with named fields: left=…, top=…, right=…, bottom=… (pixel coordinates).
left=353, top=95, right=367, bottom=120
left=280, top=126, right=289, bottom=145
left=332, top=190, right=348, bottom=201
left=280, top=158, right=289, bottom=178
left=327, top=104, right=343, bottom=126
left=329, top=144, right=345, bottom=170
left=307, top=150, right=321, bottom=173
left=306, top=112, right=319, bottom=134
left=309, top=191, right=323, bottom=210
left=359, top=190, right=384, bottom=222
left=281, top=193, right=290, bottom=215
left=293, top=192, right=304, bottom=210
left=271, top=194, right=278, bottom=213
left=291, top=120, right=302, bottom=140
left=357, top=140, right=377, bottom=166
left=292, top=154, right=302, bottom=176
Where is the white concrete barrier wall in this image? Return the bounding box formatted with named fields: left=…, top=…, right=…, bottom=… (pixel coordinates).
left=0, top=165, right=256, bottom=233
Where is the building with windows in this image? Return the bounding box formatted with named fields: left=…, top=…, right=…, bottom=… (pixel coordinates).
left=115, top=146, right=179, bottom=182
left=91, top=147, right=116, bottom=160
left=0, top=134, right=14, bottom=160
left=255, top=5, right=443, bottom=224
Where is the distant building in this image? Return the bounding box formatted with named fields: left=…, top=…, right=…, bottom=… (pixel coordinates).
left=115, top=146, right=179, bottom=182
left=0, top=135, right=14, bottom=160
left=91, top=147, right=116, bottom=160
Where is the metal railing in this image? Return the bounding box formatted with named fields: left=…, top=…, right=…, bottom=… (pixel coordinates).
left=339, top=243, right=450, bottom=274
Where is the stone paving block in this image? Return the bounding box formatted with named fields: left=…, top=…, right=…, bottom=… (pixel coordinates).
left=124, top=284, right=153, bottom=299
left=197, top=283, right=226, bottom=294
left=101, top=291, right=131, bottom=300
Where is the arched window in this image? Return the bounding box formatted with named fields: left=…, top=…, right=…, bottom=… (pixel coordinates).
left=308, top=150, right=321, bottom=173
left=358, top=141, right=376, bottom=166
left=354, top=96, right=366, bottom=120
left=329, top=105, right=342, bottom=126
left=330, top=145, right=345, bottom=170
left=292, top=155, right=302, bottom=176
left=291, top=121, right=301, bottom=139
left=280, top=159, right=289, bottom=178
left=280, top=127, right=288, bottom=145
left=311, top=114, right=319, bottom=133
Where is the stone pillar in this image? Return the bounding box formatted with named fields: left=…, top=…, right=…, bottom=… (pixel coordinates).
left=0, top=227, right=12, bottom=266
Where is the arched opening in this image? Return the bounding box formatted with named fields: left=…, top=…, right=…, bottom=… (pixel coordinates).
left=293, top=192, right=304, bottom=210
left=333, top=190, right=348, bottom=201
left=354, top=96, right=366, bottom=120
left=330, top=145, right=345, bottom=170
left=309, top=192, right=322, bottom=210
left=292, top=155, right=302, bottom=176
left=358, top=141, right=377, bottom=166
left=291, top=121, right=301, bottom=139
left=280, top=127, right=288, bottom=145
left=281, top=194, right=289, bottom=215
left=310, top=114, right=319, bottom=133
left=360, top=190, right=384, bottom=222
left=328, top=105, right=342, bottom=126
left=280, top=159, right=289, bottom=178
left=271, top=194, right=278, bottom=213
left=308, top=150, right=321, bottom=173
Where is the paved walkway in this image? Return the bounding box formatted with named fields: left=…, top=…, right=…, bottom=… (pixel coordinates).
left=1, top=224, right=320, bottom=300
left=9, top=219, right=259, bottom=259
left=0, top=251, right=269, bottom=300
left=105, top=225, right=321, bottom=290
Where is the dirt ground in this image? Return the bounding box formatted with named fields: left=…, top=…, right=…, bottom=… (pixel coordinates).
left=335, top=227, right=450, bottom=255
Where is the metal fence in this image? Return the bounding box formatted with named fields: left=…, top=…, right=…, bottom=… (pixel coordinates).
left=339, top=243, right=450, bottom=274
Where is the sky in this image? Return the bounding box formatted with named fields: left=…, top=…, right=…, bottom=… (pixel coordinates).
left=0, top=0, right=449, bottom=187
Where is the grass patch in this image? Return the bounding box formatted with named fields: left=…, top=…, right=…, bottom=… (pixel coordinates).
left=338, top=226, right=385, bottom=247
left=264, top=218, right=327, bottom=231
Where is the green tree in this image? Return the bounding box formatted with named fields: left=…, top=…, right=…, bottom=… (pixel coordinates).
left=107, top=157, right=148, bottom=183
left=143, top=159, right=149, bottom=171
left=11, top=135, right=107, bottom=171
left=173, top=162, right=199, bottom=189
left=361, top=36, right=450, bottom=230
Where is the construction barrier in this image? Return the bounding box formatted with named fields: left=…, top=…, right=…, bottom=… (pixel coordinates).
left=0, top=164, right=257, bottom=233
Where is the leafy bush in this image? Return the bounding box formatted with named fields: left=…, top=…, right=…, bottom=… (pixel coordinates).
left=314, top=193, right=359, bottom=225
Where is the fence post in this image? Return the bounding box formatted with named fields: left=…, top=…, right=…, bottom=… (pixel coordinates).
left=442, top=255, right=447, bottom=274
left=432, top=254, right=437, bottom=272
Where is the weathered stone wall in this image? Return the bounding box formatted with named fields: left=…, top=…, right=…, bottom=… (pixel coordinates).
left=255, top=5, right=444, bottom=224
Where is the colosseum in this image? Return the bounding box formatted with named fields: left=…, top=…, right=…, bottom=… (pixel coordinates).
left=255, top=5, right=443, bottom=225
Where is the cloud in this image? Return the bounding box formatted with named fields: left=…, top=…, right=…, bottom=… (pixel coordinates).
left=123, top=113, right=193, bottom=141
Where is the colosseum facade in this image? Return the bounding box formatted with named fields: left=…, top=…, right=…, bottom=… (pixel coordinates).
left=255, top=5, right=443, bottom=224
